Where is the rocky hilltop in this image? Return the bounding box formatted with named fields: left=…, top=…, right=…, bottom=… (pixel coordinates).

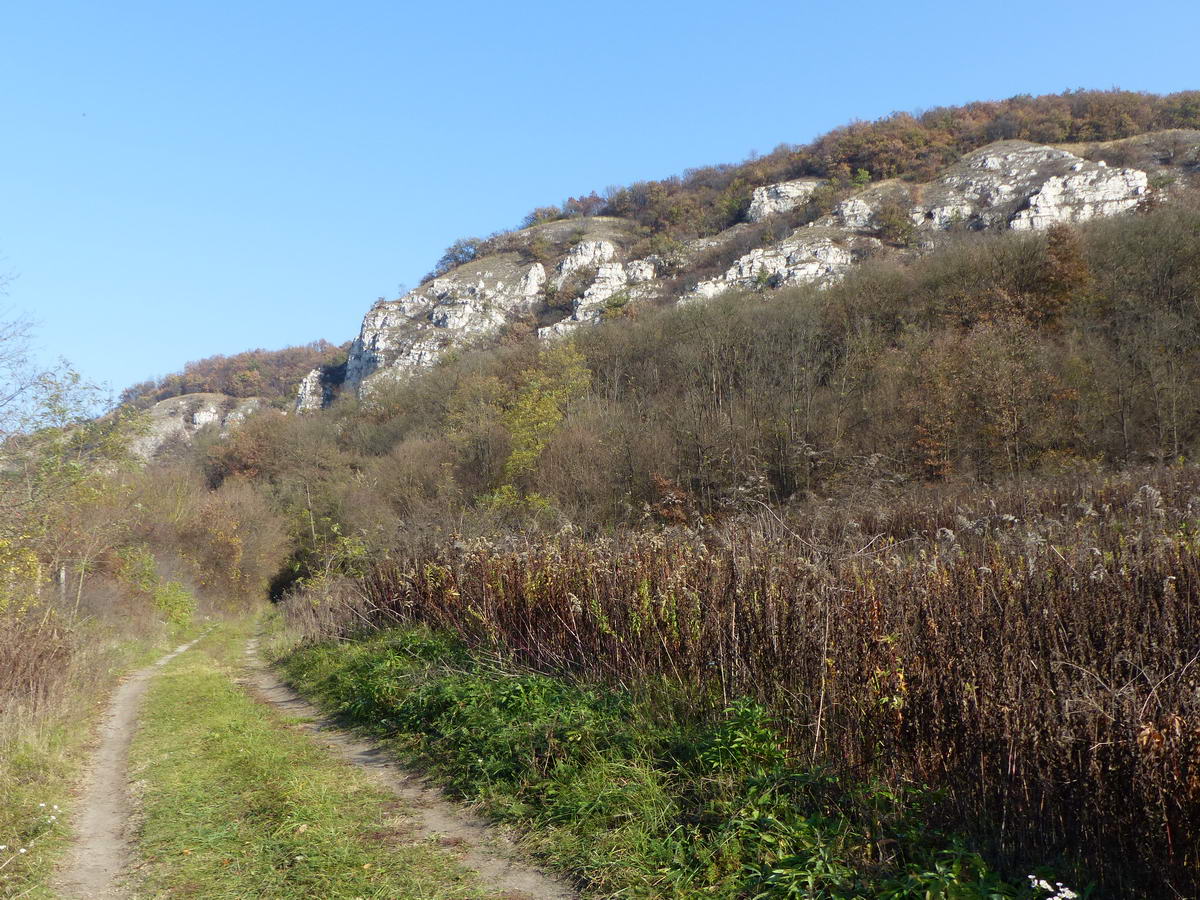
left=298, top=131, right=1199, bottom=409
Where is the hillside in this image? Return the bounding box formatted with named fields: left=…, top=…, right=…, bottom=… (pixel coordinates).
left=11, top=89, right=1200, bottom=900
left=121, top=340, right=347, bottom=409
left=294, top=92, right=1200, bottom=408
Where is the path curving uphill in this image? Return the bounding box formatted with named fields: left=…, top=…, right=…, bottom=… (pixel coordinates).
left=54, top=635, right=205, bottom=899
left=242, top=637, right=577, bottom=900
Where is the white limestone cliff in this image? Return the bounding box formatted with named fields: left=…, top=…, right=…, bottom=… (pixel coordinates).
left=913, top=141, right=1148, bottom=231
left=302, top=136, right=1183, bottom=409
left=687, top=230, right=879, bottom=302
left=747, top=179, right=823, bottom=222
left=538, top=258, right=657, bottom=338
left=343, top=257, right=550, bottom=396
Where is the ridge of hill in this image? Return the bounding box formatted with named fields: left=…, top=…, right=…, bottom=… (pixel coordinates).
left=302, top=126, right=1196, bottom=407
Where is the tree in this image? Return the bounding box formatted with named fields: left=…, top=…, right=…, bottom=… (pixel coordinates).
left=422, top=237, right=482, bottom=283
left=502, top=342, right=591, bottom=483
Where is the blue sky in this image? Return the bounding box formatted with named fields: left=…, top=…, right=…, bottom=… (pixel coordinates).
left=2, top=0, right=1198, bottom=396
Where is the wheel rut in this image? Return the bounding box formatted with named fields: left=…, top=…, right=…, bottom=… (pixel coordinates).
left=54, top=635, right=205, bottom=899
left=240, top=637, right=577, bottom=900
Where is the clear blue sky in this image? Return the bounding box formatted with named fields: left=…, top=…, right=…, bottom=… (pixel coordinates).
left=2, top=0, right=1198, bottom=396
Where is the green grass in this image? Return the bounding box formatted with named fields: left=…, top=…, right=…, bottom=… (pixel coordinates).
left=279, top=627, right=1051, bottom=900
left=0, top=618, right=203, bottom=900
left=0, top=724, right=76, bottom=899
left=128, top=623, right=487, bottom=899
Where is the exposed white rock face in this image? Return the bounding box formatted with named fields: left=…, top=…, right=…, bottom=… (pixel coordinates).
left=834, top=195, right=876, bottom=229
left=538, top=258, right=657, bottom=339
left=344, top=259, right=551, bottom=395
left=340, top=236, right=653, bottom=398
left=295, top=367, right=338, bottom=412
left=553, top=240, right=617, bottom=288
left=748, top=179, right=823, bottom=222
left=686, top=230, right=878, bottom=302
left=130, top=393, right=263, bottom=460
left=296, top=368, right=324, bottom=412
left=519, top=262, right=546, bottom=296
left=308, top=136, right=1177, bottom=409
left=914, top=141, right=1148, bottom=231
left=1009, top=165, right=1149, bottom=230
left=626, top=260, right=655, bottom=283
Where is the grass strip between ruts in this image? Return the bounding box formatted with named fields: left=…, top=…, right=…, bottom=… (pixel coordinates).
left=128, top=624, right=487, bottom=899
left=0, top=622, right=202, bottom=900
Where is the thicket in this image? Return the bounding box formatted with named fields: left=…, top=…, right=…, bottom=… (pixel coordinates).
left=517, top=89, right=1200, bottom=244
left=0, top=321, right=291, bottom=894
left=61, top=171, right=1199, bottom=894
left=214, top=198, right=1200, bottom=896
left=283, top=468, right=1200, bottom=897
left=119, top=339, right=347, bottom=408
left=211, top=202, right=1200, bottom=560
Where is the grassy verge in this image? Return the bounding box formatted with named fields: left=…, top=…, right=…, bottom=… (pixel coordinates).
left=128, top=622, right=487, bottom=899
left=279, top=627, right=1067, bottom=900
left=0, top=618, right=202, bottom=900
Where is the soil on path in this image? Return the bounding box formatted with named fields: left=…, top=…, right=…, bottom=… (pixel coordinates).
left=54, top=635, right=205, bottom=899
left=241, top=638, right=577, bottom=900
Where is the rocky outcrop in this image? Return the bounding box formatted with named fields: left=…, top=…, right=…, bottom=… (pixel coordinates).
left=295, top=367, right=339, bottom=412
left=912, top=141, right=1148, bottom=231
left=331, top=219, right=668, bottom=399
left=552, top=240, right=617, bottom=287
left=748, top=179, right=823, bottom=222
left=130, top=393, right=263, bottom=460
left=687, top=229, right=879, bottom=301
left=343, top=256, right=550, bottom=395
left=539, top=258, right=657, bottom=338
left=303, top=136, right=1185, bottom=409
left=1008, top=163, right=1149, bottom=230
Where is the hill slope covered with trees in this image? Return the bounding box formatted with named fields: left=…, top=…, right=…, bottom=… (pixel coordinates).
left=7, top=90, right=1200, bottom=898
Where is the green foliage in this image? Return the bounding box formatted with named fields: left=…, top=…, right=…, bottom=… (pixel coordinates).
left=151, top=580, right=195, bottom=626
left=116, top=547, right=196, bottom=626
left=282, top=629, right=1039, bottom=899
left=502, top=343, right=591, bottom=482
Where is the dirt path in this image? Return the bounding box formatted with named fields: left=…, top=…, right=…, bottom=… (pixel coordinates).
left=241, top=638, right=577, bottom=900
left=54, top=635, right=205, bottom=899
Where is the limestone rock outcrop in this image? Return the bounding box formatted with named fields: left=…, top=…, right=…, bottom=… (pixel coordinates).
left=912, top=141, right=1148, bottom=231
left=343, top=256, right=550, bottom=395
left=302, top=135, right=1188, bottom=409
left=332, top=219, right=661, bottom=399
left=539, top=256, right=656, bottom=338
left=295, top=367, right=338, bottom=412
left=130, top=393, right=263, bottom=460
left=747, top=179, right=823, bottom=222
left=687, top=229, right=879, bottom=301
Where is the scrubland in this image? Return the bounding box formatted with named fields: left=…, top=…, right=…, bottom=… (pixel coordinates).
left=5, top=93, right=1200, bottom=897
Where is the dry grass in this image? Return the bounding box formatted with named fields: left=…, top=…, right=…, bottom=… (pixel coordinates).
left=285, top=466, right=1200, bottom=897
